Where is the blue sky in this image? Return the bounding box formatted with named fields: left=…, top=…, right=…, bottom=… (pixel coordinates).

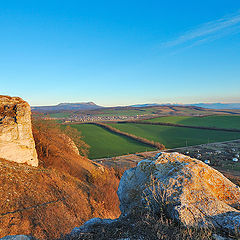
left=1, top=0, right=240, bottom=106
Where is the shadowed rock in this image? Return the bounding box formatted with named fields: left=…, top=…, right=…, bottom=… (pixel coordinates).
left=0, top=235, right=35, bottom=240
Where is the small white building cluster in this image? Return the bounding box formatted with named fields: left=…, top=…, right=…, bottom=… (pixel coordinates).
left=183, top=148, right=240, bottom=165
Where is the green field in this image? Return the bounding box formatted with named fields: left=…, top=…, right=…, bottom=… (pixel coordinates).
left=71, top=124, right=155, bottom=159
left=144, top=115, right=240, bottom=130
left=108, top=123, right=240, bottom=149
left=68, top=115, right=240, bottom=159
left=49, top=112, right=72, bottom=118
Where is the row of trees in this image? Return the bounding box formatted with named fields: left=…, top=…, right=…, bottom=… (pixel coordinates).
left=92, top=122, right=165, bottom=150
left=120, top=120, right=240, bottom=133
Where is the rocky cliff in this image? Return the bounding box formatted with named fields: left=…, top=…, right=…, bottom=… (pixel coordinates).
left=0, top=96, right=38, bottom=167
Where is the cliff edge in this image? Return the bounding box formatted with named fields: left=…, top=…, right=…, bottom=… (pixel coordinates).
left=0, top=96, right=38, bottom=167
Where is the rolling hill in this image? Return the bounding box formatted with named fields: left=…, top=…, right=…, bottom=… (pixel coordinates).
left=32, top=102, right=102, bottom=112
left=189, top=103, right=240, bottom=109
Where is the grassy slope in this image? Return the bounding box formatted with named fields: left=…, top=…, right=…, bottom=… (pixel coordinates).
left=144, top=115, right=240, bottom=130
left=0, top=158, right=120, bottom=240
left=71, top=124, right=155, bottom=159
left=108, top=123, right=240, bottom=149
left=0, top=121, right=121, bottom=240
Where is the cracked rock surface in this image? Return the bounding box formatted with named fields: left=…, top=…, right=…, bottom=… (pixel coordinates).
left=0, top=95, right=38, bottom=167
left=118, top=152, right=240, bottom=233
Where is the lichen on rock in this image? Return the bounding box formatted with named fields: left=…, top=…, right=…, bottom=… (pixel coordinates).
left=117, top=152, right=240, bottom=233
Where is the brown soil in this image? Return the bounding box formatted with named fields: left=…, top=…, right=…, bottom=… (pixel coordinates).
left=0, top=121, right=121, bottom=240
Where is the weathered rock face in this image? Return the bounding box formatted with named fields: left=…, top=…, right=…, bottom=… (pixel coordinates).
left=0, top=96, right=38, bottom=166
left=118, top=152, right=240, bottom=233
left=60, top=134, right=80, bottom=155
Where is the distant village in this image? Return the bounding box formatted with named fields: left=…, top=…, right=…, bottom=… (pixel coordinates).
left=43, top=113, right=156, bottom=123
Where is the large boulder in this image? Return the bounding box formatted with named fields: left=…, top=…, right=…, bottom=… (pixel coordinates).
left=118, top=152, right=240, bottom=233
left=0, top=96, right=38, bottom=166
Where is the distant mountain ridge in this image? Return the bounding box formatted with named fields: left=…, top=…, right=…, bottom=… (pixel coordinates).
left=57, top=102, right=97, bottom=106
left=32, top=102, right=102, bottom=111
left=130, top=103, right=161, bottom=107
left=189, top=103, right=240, bottom=109
left=130, top=103, right=240, bottom=110
left=32, top=101, right=240, bottom=112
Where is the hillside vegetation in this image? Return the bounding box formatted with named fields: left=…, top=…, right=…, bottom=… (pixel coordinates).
left=0, top=120, right=120, bottom=240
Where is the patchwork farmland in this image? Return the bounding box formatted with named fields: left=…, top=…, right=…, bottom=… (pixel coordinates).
left=69, top=115, right=240, bottom=159
left=143, top=115, right=240, bottom=130
left=71, top=124, right=155, bottom=159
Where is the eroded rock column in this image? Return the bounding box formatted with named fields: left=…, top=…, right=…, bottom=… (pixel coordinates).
left=0, top=95, right=38, bottom=167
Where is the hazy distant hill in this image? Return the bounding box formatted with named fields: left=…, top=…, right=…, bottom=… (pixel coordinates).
left=130, top=103, right=240, bottom=110
left=32, top=102, right=103, bottom=111
left=130, top=103, right=161, bottom=107
left=31, top=102, right=240, bottom=113
left=190, top=103, right=240, bottom=109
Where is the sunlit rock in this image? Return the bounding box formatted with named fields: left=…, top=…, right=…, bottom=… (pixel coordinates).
left=118, top=152, right=240, bottom=233
left=0, top=95, right=38, bottom=166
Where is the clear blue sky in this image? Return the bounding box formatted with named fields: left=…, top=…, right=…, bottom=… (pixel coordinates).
left=1, top=0, right=240, bottom=106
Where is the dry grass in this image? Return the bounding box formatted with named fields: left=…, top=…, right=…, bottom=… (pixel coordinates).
left=62, top=174, right=240, bottom=240
left=32, top=120, right=92, bottom=180
left=0, top=120, right=121, bottom=240
left=140, top=175, right=240, bottom=240
left=61, top=211, right=215, bottom=240
left=142, top=176, right=214, bottom=239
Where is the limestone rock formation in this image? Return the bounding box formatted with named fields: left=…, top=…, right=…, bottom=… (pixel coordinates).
left=0, top=95, right=38, bottom=166
left=118, top=152, right=240, bottom=233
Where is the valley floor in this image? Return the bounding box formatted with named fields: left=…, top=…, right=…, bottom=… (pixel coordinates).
left=67, top=115, right=240, bottom=159
left=92, top=139, right=240, bottom=182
